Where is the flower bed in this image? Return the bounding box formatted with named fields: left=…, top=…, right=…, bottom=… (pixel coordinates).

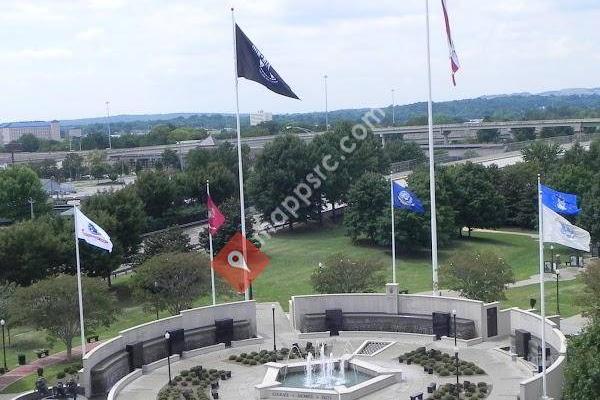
left=398, top=347, right=485, bottom=377
left=157, top=365, right=231, bottom=400
left=227, top=348, right=290, bottom=366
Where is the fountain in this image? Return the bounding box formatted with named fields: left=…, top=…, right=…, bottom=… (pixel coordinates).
left=256, top=343, right=403, bottom=400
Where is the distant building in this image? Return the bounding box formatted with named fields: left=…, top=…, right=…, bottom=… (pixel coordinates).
left=68, top=128, right=82, bottom=138
left=249, top=110, right=273, bottom=126
left=0, top=120, right=61, bottom=145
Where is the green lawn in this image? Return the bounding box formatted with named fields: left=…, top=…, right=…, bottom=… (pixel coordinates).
left=0, top=223, right=572, bottom=392
left=0, top=360, right=81, bottom=394
left=502, top=278, right=586, bottom=318
left=252, top=224, right=542, bottom=308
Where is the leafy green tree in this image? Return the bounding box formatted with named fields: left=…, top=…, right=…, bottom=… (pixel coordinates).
left=0, top=216, right=72, bottom=285
left=0, top=282, right=16, bottom=337
left=577, top=260, right=600, bottom=320
left=18, top=134, right=41, bottom=152
left=383, top=140, right=426, bottom=164
left=136, top=228, right=193, bottom=265
left=375, top=166, right=457, bottom=250
left=0, top=166, right=50, bottom=221
left=131, top=252, right=210, bottom=315
left=511, top=127, right=536, bottom=142
left=11, top=275, right=117, bottom=359
left=564, top=319, right=600, bottom=399
left=578, top=183, right=600, bottom=243
left=30, top=159, right=61, bottom=179
left=185, top=162, right=237, bottom=204
left=476, top=128, right=501, bottom=143
left=310, top=253, right=385, bottom=294
left=248, top=135, right=313, bottom=228
left=198, top=196, right=258, bottom=253
left=63, top=153, right=84, bottom=180
left=540, top=126, right=574, bottom=138
left=521, top=142, right=563, bottom=175
left=83, top=187, right=146, bottom=255
left=547, top=164, right=594, bottom=199
left=497, top=162, right=537, bottom=229
left=344, top=172, right=388, bottom=242
left=161, top=149, right=181, bottom=170
left=135, top=171, right=175, bottom=218
left=447, top=163, right=505, bottom=236
left=440, top=250, right=515, bottom=302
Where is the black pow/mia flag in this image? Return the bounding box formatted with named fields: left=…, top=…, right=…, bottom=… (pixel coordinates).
left=235, top=24, right=300, bottom=100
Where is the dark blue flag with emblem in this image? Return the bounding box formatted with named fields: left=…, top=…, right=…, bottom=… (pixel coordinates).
left=235, top=24, right=299, bottom=100
left=541, top=184, right=580, bottom=215
left=392, top=182, right=425, bottom=214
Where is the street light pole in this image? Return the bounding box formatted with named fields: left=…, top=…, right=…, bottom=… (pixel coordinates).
left=550, top=245, right=554, bottom=272
left=28, top=198, right=35, bottom=219
left=105, top=101, right=112, bottom=150
left=556, top=270, right=560, bottom=315
left=164, top=331, right=172, bottom=384
left=452, top=310, right=459, bottom=393
left=1, top=319, right=7, bottom=371
left=323, top=74, right=329, bottom=131
left=271, top=304, right=277, bottom=352
left=391, top=89, right=395, bottom=125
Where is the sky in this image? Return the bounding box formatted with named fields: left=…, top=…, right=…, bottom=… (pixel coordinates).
left=1, top=0, right=600, bottom=122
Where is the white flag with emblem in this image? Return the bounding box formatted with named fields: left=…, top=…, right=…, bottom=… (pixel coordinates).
left=75, top=208, right=113, bottom=252
left=542, top=205, right=590, bottom=252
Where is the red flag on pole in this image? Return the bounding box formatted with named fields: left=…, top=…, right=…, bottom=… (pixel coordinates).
left=441, top=0, right=460, bottom=86
left=207, top=196, right=225, bottom=235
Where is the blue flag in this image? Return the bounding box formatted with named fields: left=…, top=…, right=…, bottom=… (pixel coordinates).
left=392, top=182, right=425, bottom=214
left=235, top=24, right=300, bottom=99
left=541, top=185, right=580, bottom=215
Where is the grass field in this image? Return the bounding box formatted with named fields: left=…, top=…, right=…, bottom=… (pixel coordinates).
left=1, top=222, right=582, bottom=393
left=252, top=223, right=542, bottom=307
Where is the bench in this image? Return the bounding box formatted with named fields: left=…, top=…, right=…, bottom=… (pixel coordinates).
left=410, top=393, right=423, bottom=400
left=87, top=335, right=100, bottom=343
left=35, top=349, right=50, bottom=358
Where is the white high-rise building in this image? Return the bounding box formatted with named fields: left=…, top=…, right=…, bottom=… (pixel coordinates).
left=0, top=120, right=61, bottom=145
left=249, top=110, right=273, bottom=126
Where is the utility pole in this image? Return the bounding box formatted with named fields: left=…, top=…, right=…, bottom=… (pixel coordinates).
left=323, top=74, right=329, bottom=131
left=391, top=89, right=396, bottom=125
left=28, top=198, right=35, bottom=219
left=105, top=101, right=112, bottom=150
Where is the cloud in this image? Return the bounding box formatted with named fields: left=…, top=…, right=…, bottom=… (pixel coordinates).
left=76, top=27, right=105, bottom=41
left=3, top=48, right=73, bottom=61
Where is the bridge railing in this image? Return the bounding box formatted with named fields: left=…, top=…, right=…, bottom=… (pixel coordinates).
left=504, top=132, right=598, bottom=152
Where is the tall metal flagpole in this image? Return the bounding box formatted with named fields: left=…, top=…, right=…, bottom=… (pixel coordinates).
left=390, top=177, right=397, bottom=284
left=537, top=175, right=548, bottom=399
left=73, top=206, right=87, bottom=358
left=231, top=8, right=250, bottom=301
left=425, top=0, right=439, bottom=295
left=207, top=180, right=217, bottom=306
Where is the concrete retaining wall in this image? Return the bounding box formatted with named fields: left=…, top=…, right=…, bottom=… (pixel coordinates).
left=81, top=300, right=256, bottom=398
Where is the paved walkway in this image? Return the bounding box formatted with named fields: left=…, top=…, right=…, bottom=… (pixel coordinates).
left=0, top=342, right=101, bottom=392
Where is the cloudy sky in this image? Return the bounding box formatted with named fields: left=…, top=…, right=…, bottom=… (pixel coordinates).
left=1, top=0, right=599, bottom=121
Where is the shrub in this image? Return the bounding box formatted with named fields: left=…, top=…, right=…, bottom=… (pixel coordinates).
left=250, top=360, right=257, bottom=365
left=242, top=359, right=250, bottom=365
left=228, top=355, right=237, bottom=361
left=439, top=369, right=450, bottom=377
left=192, top=378, right=200, bottom=385
left=463, top=368, right=474, bottom=376
left=56, top=372, right=66, bottom=379
left=181, top=381, right=188, bottom=387
left=181, top=370, right=189, bottom=376
left=174, top=376, right=183, bottom=382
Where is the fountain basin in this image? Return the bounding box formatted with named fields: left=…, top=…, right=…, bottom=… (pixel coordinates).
left=256, top=357, right=402, bottom=400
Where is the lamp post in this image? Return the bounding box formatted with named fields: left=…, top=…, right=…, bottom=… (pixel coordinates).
left=555, top=270, right=560, bottom=315
left=452, top=310, right=459, bottom=393
left=164, top=331, right=172, bottom=384
left=1, top=319, right=6, bottom=371
left=391, top=89, right=395, bottom=125
left=550, top=245, right=554, bottom=272
left=323, top=74, right=329, bottom=131
left=271, top=304, right=277, bottom=352
left=105, top=101, right=112, bottom=150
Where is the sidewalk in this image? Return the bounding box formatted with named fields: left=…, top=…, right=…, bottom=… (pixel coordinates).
left=0, top=342, right=101, bottom=392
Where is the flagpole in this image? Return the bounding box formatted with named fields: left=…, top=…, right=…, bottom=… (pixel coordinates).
left=207, top=180, right=217, bottom=306
left=425, top=0, right=439, bottom=295
left=390, top=176, right=397, bottom=284
left=537, top=175, right=548, bottom=399
left=231, top=8, right=250, bottom=301
left=73, top=206, right=87, bottom=358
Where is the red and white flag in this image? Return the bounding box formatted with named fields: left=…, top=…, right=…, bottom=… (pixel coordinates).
left=441, top=0, right=460, bottom=86
left=207, top=196, right=225, bottom=235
